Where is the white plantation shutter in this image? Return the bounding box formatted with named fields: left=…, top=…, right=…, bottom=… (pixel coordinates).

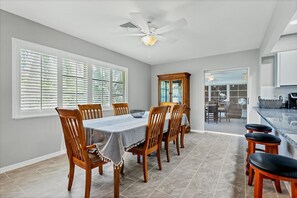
left=20, top=49, right=58, bottom=111
left=62, top=58, right=88, bottom=108
left=13, top=39, right=128, bottom=118
left=112, top=69, right=125, bottom=103
left=92, top=65, right=111, bottom=106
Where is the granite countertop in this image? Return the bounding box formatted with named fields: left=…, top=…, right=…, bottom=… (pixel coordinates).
left=255, top=108, right=297, bottom=149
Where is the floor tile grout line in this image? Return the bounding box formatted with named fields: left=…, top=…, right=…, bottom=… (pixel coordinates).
left=16, top=184, right=26, bottom=195
left=4, top=172, right=12, bottom=179
left=120, top=153, right=166, bottom=195
left=179, top=136, right=220, bottom=198
left=147, top=137, right=204, bottom=198
left=154, top=189, right=175, bottom=198
left=212, top=136, right=232, bottom=198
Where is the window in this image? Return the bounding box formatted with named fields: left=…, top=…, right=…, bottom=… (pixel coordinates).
left=62, top=58, right=88, bottom=108
left=12, top=38, right=128, bottom=119
left=20, top=49, right=58, bottom=111
left=112, top=69, right=125, bottom=103
left=92, top=65, right=111, bottom=106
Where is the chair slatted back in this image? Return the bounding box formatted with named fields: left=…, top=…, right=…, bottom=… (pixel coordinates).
left=145, top=106, right=168, bottom=150
left=160, top=102, right=178, bottom=112
left=112, top=103, right=129, bottom=116
left=78, top=104, right=103, bottom=120
left=56, top=108, right=90, bottom=163
left=168, top=105, right=184, bottom=139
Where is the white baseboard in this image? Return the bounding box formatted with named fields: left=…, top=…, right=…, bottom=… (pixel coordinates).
left=190, top=129, right=205, bottom=133
left=204, top=130, right=244, bottom=137
left=0, top=150, right=66, bottom=173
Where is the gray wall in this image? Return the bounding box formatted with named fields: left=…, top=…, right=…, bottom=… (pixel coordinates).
left=151, top=49, right=260, bottom=131
left=0, top=10, right=151, bottom=168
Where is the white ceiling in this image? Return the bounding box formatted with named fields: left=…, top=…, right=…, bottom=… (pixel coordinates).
left=282, top=11, right=297, bottom=35
left=205, top=69, right=248, bottom=86
left=0, top=1, right=278, bottom=65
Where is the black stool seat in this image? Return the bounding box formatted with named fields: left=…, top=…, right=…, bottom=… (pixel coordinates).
left=245, top=124, right=272, bottom=132
left=249, top=153, right=297, bottom=179
left=245, top=133, right=281, bottom=144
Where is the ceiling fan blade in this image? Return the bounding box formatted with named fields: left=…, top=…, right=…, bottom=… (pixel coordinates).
left=155, top=18, right=187, bottom=34
left=130, top=13, right=150, bottom=34
left=121, top=33, right=146, bottom=37
left=155, top=35, right=177, bottom=43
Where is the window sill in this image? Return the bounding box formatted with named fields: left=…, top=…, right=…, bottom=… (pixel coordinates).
left=12, top=112, right=57, bottom=120
left=13, top=107, right=116, bottom=120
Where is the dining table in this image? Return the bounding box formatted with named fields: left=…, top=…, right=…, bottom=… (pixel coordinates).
left=83, top=111, right=189, bottom=198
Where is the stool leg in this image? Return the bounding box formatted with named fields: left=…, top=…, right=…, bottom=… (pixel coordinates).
left=267, top=146, right=282, bottom=193
left=254, top=171, right=263, bottom=198
left=291, top=182, right=297, bottom=198
left=248, top=166, right=254, bottom=186
left=246, top=142, right=255, bottom=177
left=275, top=180, right=282, bottom=193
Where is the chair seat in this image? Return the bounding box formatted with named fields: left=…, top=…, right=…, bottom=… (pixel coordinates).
left=88, top=153, right=105, bottom=164
left=245, top=133, right=281, bottom=144
left=249, top=153, right=297, bottom=179
left=245, top=124, right=272, bottom=132
left=128, top=142, right=145, bottom=153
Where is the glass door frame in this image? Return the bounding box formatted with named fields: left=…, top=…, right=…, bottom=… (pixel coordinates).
left=203, top=67, right=250, bottom=132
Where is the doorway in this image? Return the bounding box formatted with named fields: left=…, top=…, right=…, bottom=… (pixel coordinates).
left=204, top=68, right=248, bottom=135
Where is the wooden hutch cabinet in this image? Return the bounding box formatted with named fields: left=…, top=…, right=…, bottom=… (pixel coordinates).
left=157, top=72, right=191, bottom=128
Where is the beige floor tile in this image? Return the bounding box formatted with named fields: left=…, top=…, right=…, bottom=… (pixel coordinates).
left=0, top=132, right=291, bottom=198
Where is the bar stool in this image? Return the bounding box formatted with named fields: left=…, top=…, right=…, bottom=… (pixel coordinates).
left=245, top=133, right=281, bottom=191
left=245, top=124, right=272, bottom=134
left=249, top=153, right=297, bottom=198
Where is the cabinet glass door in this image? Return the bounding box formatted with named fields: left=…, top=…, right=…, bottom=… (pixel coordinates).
left=172, top=80, right=183, bottom=104
left=160, top=80, right=170, bottom=102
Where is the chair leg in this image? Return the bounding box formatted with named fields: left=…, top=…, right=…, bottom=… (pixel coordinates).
left=165, top=140, right=170, bottom=162
left=98, top=165, right=103, bottom=175
left=176, top=137, right=180, bottom=156
left=180, top=126, right=186, bottom=148
left=85, top=168, right=92, bottom=198
left=137, top=154, right=141, bottom=163
left=254, top=171, right=263, bottom=198
left=142, top=155, right=148, bottom=183
left=68, top=161, right=75, bottom=191
left=291, top=182, right=297, bottom=198
left=157, top=148, right=162, bottom=170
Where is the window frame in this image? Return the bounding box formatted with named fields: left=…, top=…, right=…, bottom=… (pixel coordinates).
left=12, top=38, right=128, bottom=119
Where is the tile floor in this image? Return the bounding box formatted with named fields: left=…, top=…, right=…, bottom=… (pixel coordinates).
left=0, top=132, right=291, bottom=198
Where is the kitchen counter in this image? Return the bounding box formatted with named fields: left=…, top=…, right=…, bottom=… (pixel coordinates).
left=255, top=108, right=297, bottom=149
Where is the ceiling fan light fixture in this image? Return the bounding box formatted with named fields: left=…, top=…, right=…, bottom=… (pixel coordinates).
left=141, top=35, right=157, bottom=46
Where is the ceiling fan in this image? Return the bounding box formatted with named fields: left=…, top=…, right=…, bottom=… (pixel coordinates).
left=120, top=13, right=187, bottom=46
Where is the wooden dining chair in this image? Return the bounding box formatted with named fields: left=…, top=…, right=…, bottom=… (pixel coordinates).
left=55, top=108, right=108, bottom=198
left=162, top=105, right=184, bottom=162
left=127, top=106, right=168, bottom=182
left=78, top=104, right=103, bottom=120
left=112, top=103, right=129, bottom=116
left=160, top=102, right=178, bottom=112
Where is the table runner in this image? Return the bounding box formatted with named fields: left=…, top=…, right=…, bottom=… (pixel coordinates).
left=83, top=112, right=188, bottom=167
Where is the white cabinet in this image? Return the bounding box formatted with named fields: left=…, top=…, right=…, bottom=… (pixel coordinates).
left=276, top=50, right=297, bottom=86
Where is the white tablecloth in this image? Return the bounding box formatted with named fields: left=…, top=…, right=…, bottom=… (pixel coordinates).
left=83, top=112, right=188, bottom=166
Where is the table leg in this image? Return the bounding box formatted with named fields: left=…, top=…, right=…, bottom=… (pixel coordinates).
left=114, top=164, right=121, bottom=198
left=180, top=125, right=186, bottom=148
